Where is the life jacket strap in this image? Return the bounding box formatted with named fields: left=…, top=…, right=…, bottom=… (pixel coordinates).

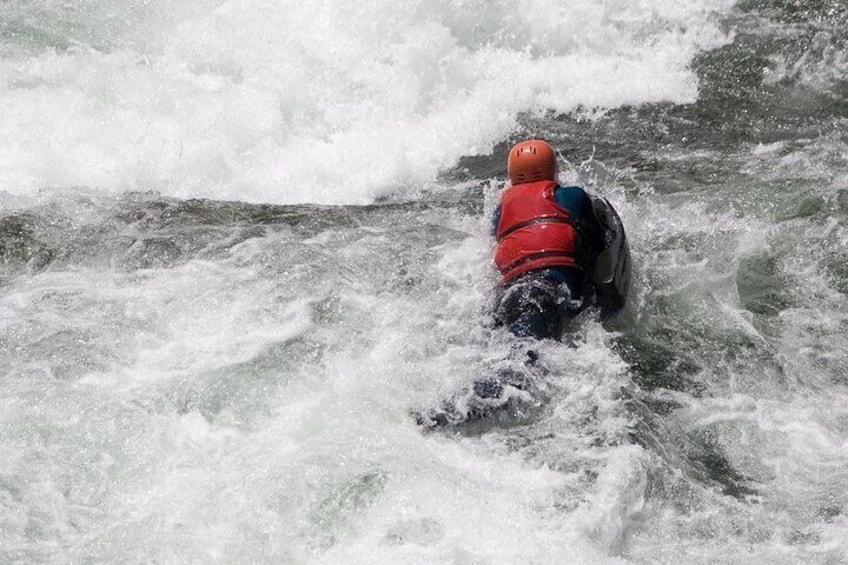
left=496, top=216, right=575, bottom=242
left=501, top=250, right=579, bottom=275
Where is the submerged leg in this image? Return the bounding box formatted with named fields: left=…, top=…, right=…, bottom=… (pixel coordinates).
left=415, top=349, right=547, bottom=429
left=415, top=275, right=577, bottom=430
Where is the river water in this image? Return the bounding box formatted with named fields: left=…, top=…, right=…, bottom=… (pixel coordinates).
left=1, top=1, right=847, bottom=563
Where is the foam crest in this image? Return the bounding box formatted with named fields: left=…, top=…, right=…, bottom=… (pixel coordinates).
left=0, top=0, right=734, bottom=204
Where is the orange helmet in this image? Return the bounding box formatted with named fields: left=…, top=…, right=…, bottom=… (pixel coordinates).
left=507, top=139, right=557, bottom=184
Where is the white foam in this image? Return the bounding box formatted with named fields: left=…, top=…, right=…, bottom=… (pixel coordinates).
left=0, top=0, right=735, bottom=204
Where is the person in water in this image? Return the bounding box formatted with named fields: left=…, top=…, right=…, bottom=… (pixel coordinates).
left=491, top=139, right=607, bottom=341
left=416, top=139, right=629, bottom=427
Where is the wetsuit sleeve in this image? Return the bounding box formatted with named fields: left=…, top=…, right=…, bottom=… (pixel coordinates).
left=554, top=185, right=605, bottom=252
left=491, top=204, right=501, bottom=236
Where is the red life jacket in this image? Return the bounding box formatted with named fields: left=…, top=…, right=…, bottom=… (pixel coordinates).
left=494, top=180, right=580, bottom=283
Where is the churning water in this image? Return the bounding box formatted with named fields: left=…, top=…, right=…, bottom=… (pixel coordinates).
left=1, top=0, right=847, bottom=563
